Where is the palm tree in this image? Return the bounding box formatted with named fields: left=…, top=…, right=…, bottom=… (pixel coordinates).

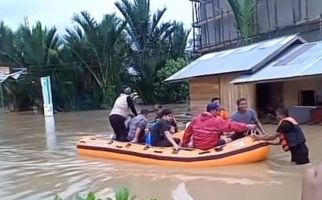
left=115, top=0, right=173, bottom=103
left=169, top=21, right=191, bottom=59
left=15, top=22, right=61, bottom=109
left=227, top=0, right=257, bottom=44
left=64, top=11, right=128, bottom=106
left=0, top=21, right=27, bottom=69
left=0, top=21, right=62, bottom=110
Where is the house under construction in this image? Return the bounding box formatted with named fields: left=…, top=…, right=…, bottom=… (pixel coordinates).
left=190, top=0, right=322, bottom=54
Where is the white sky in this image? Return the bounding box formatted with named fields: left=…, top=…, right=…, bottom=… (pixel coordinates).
left=0, top=0, right=192, bottom=35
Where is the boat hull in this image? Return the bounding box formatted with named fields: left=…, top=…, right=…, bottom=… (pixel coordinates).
left=77, top=136, right=270, bottom=168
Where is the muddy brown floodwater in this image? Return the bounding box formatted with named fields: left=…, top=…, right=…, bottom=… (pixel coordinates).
left=0, top=104, right=321, bottom=200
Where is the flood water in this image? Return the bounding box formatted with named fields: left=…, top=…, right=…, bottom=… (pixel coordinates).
left=0, top=104, right=321, bottom=200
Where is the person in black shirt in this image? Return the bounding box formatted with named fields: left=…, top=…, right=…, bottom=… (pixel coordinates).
left=150, top=109, right=180, bottom=150
left=153, top=104, right=178, bottom=133
left=252, top=107, right=309, bottom=165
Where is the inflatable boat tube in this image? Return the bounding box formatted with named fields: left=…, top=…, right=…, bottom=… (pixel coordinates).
left=77, top=135, right=270, bottom=168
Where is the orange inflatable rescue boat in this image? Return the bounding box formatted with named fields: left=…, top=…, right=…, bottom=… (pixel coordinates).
left=77, top=134, right=270, bottom=168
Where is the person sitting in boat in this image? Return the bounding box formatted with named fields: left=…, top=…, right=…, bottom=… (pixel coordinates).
left=211, top=97, right=230, bottom=120
left=109, top=86, right=137, bottom=141
left=230, top=98, right=266, bottom=140
left=154, top=104, right=163, bottom=120
left=150, top=109, right=180, bottom=150
left=252, top=107, right=310, bottom=165
left=127, top=109, right=149, bottom=143
left=154, top=104, right=178, bottom=133
left=181, top=102, right=256, bottom=150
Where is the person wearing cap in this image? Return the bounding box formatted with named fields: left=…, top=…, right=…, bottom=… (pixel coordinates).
left=127, top=109, right=149, bottom=143
left=109, top=86, right=138, bottom=141
left=181, top=102, right=256, bottom=150
left=211, top=97, right=230, bottom=120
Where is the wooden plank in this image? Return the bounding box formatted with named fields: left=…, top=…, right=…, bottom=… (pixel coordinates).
left=219, top=74, right=256, bottom=114
left=189, top=76, right=220, bottom=116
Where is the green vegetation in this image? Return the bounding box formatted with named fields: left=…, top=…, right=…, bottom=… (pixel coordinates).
left=54, top=187, right=157, bottom=200
left=0, top=0, right=190, bottom=111
left=227, top=0, right=257, bottom=44
left=153, top=58, right=189, bottom=103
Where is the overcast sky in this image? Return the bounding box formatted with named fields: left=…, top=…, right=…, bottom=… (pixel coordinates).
left=0, top=0, right=192, bottom=35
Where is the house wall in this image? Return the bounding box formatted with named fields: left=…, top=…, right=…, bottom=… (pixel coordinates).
left=219, top=74, right=256, bottom=114
left=189, top=76, right=220, bottom=116
left=283, top=77, right=322, bottom=107
left=188, top=74, right=256, bottom=116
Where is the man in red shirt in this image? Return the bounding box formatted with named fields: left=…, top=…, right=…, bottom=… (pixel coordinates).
left=181, top=103, right=256, bottom=150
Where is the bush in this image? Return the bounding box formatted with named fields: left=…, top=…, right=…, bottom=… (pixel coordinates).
left=55, top=187, right=157, bottom=200
left=153, top=58, right=189, bottom=103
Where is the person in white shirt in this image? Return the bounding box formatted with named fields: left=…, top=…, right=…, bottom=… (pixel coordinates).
left=109, top=86, right=137, bottom=141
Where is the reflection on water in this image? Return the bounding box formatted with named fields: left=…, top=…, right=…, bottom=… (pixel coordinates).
left=0, top=105, right=321, bottom=200
left=45, top=117, right=57, bottom=151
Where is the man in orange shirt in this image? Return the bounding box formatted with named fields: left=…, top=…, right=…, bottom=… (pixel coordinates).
left=211, top=97, right=230, bottom=120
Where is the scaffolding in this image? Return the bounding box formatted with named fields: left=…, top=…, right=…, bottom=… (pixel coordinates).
left=190, top=0, right=237, bottom=53
left=190, top=0, right=322, bottom=54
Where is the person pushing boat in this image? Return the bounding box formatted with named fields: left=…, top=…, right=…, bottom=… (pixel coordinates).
left=252, top=107, right=310, bottom=165
left=109, top=86, right=137, bottom=141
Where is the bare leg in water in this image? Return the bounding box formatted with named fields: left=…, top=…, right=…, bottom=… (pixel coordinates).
left=302, top=164, right=322, bottom=200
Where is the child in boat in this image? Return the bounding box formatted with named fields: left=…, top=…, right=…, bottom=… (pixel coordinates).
left=252, top=107, right=310, bottom=165
left=181, top=102, right=256, bottom=150
left=211, top=97, right=230, bottom=120
left=150, top=109, right=180, bottom=150
left=154, top=104, right=178, bottom=133
left=127, top=109, right=149, bottom=143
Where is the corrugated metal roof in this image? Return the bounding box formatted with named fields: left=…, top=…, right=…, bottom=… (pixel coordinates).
left=0, top=75, right=6, bottom=83
left=231, top=41, right=322, bottom=84
left=166, top=35, right=304, bottom=82
left=0, top=71, right=24, bottom=83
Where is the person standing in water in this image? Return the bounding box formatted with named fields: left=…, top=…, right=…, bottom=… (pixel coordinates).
left=230, top=98, right=266, bottom=140
left=252, top=107, right=309, bottom=165
left=109, top=86, right=137, bottom=141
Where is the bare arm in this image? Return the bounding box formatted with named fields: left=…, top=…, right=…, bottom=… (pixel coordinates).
left=165, top=131, right=180, bottom=149
left=267, top=141, right=281, bottom=145
left=131, top=127, right=142, bottom=143
left=255, top=119, right=265, bottom=133
left=251, top=110, right=265, bottom=133
left=252, top=132, right=280, bottom=141
left=127, top=96, right=137, bottom=116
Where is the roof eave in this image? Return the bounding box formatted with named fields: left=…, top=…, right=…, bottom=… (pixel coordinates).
left=250, top=35, right=307, bottom=73
left=231, top=72, right=322, bottom=85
